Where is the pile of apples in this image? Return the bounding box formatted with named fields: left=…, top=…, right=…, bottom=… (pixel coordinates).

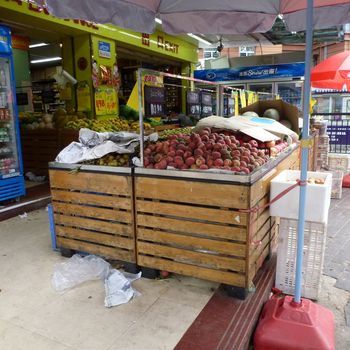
left=143, top=127, right=288, bottom=174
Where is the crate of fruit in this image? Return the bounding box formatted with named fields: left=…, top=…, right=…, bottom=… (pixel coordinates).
left=134, top=125, right=300, bottom=298
left=49, top=163, right=136, bottom=264
left=270, top=170, right=332, bottom=223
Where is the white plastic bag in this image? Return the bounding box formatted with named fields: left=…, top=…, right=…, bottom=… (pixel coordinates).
left=52, top=254, right=110, bottom=292
left=104, top=270, right=141, bottom=308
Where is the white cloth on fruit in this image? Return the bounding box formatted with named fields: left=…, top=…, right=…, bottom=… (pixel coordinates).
left=193, top=116, right=298, bottom=142
left=55, top=128, right=158, bottom=163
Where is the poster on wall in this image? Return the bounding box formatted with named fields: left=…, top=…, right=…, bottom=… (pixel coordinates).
left=92, top=60, right=99, bottom=88
left=100, top=65, right=112, bottom=85
left=105, top=88, right=118, bottom=114
left=95, top=89, right=107, bottom=115
left=98, top=41, right=111, bottom=58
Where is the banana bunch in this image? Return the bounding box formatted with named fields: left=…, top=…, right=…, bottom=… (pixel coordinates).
left=90, top=117, right=129, bottom=132
left=129, top=122, right=152, bottom=132
left=66, top=119, right=91, bottom=130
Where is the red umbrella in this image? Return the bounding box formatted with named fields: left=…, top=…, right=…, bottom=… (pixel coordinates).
left=312, top=51, right=350, bottom=90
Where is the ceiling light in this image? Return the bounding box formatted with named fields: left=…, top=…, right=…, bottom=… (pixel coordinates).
left=155, top=18, right=162, bottom=24
left=29, top=43, right=49, bottom=49
left=187, top=33, right=212, bottom=46
left=30, top=57, right=62, bottom=64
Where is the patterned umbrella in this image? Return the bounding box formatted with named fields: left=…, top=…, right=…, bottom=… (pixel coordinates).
left=35, top=0, right=350, bottom=34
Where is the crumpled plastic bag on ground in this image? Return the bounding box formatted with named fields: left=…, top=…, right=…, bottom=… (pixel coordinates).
left=104, top=269, right=141, bottom=308
left=52, top=254, right=141, bottom=307
left=52, top=254, right=110, bottom=292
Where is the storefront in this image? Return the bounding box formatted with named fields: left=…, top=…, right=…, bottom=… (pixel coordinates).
left=0, top=0, right=198, bottom=118
left=194, top=62, right=305, bottom=109
left=0, top=0, right=197, bottom=182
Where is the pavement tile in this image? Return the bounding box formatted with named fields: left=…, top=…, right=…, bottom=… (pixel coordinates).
left=345, top=302, right=350, bottom=327
left=335, top=270, right=350, bottom=292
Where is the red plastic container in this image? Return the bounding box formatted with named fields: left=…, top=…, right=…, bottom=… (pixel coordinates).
left=254, top=295, right=335, bottom=350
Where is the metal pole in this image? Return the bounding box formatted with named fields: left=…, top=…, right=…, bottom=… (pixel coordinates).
left=216, top=85, right=220, bottom=116
left=294, top=0, right=314, bottom=304
left=138, top=68, right=144, bottom=166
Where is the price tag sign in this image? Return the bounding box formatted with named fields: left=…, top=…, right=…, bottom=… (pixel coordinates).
left=105, top=89, right=118, bottom=114
left=95, top=89, right=106, bottom=115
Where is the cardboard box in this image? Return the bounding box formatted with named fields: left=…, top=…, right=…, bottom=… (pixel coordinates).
left=240, top=99, right=301, bottom=134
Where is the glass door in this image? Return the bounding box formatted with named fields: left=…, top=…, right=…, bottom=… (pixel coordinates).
left=0, top=57, right=20, bottom=179
left=247, top=83, right=273, bottom=100
left=276, top=81, right=303, bottom=109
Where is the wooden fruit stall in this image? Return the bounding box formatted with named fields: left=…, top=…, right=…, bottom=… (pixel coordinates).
left=49, top=163, right=136, bottom=264
left=134, top=145, right=299, bottom=297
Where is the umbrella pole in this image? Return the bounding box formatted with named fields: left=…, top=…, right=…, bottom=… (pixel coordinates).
left=294, top=0, right=314, bottom=304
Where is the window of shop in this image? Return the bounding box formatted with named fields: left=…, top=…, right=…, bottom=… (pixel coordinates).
left=203, top=48, right=220, bottom=60
left=239, top=46, right=255, bottom=57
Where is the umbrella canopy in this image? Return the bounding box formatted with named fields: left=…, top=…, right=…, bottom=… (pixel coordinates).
left=312, top=51, right=350, bottom=90
left=35, top=0, right=350, bottom=34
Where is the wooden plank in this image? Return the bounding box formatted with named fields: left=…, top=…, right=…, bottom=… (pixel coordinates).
left=137, top=214, right=246, bottom=242
left=49, top=170, right=131, bottom=196
left=57, top=237, right=135, bottom=262
left=250, top=148, right=300, bottom=207
left=250, top=169, right=277, bottom=207
left=249, top=208, right=270, bottom=235
left=249, top=222, right=273, bottom=263
left=250, top=218, right=271, bottom=253
left=55, top=214, right=132, bottom=237
left=138, top=241, right=245, bottom=272
left=53, top=202, right=132, bottom=224
left=51, top=189, right=132, bottom=210
left=138, top=228, right=246, bottom=257
left=135, top=177, right=249, bottom=209
left=138, top=255, right=246, bottom=287
left=136, top=200, right=247, bottom=226
left=55, top=226, right=134, bottom=250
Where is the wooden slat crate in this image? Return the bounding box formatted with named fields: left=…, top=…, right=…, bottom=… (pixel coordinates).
left=135, top=147, right=299, bottom=294
left=49, top=165, right=136, bottom=263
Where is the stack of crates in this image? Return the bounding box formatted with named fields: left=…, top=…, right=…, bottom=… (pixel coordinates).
left=270, top=170, right=332, bottom=300
left=322, top=153, right=350, bottom=199
left=315, top=135, right=329, bottom=170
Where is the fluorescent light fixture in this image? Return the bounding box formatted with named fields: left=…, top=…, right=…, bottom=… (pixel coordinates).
left=155, top=18, right=162, bottom=24
left=187, top=33, right=212, bottom=46
left=29, top=42, right=49, bottom=49
left=30, top=57, right=62, bottom=64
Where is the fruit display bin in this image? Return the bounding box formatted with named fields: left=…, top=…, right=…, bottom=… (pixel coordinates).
left=270, top=170, right=332, bottom=223
left=49, top=163, right=136, bottom=264
left=134, top=145, right=299, bottom=298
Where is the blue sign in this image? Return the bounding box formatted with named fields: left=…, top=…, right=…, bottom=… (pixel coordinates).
left=328, top=123, right=350, bottom=145
left=194, top=63, right=305, bottom=82
left=98, top=41, right=111, bottom=58
left=0, top=26, right=11, bottom=55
